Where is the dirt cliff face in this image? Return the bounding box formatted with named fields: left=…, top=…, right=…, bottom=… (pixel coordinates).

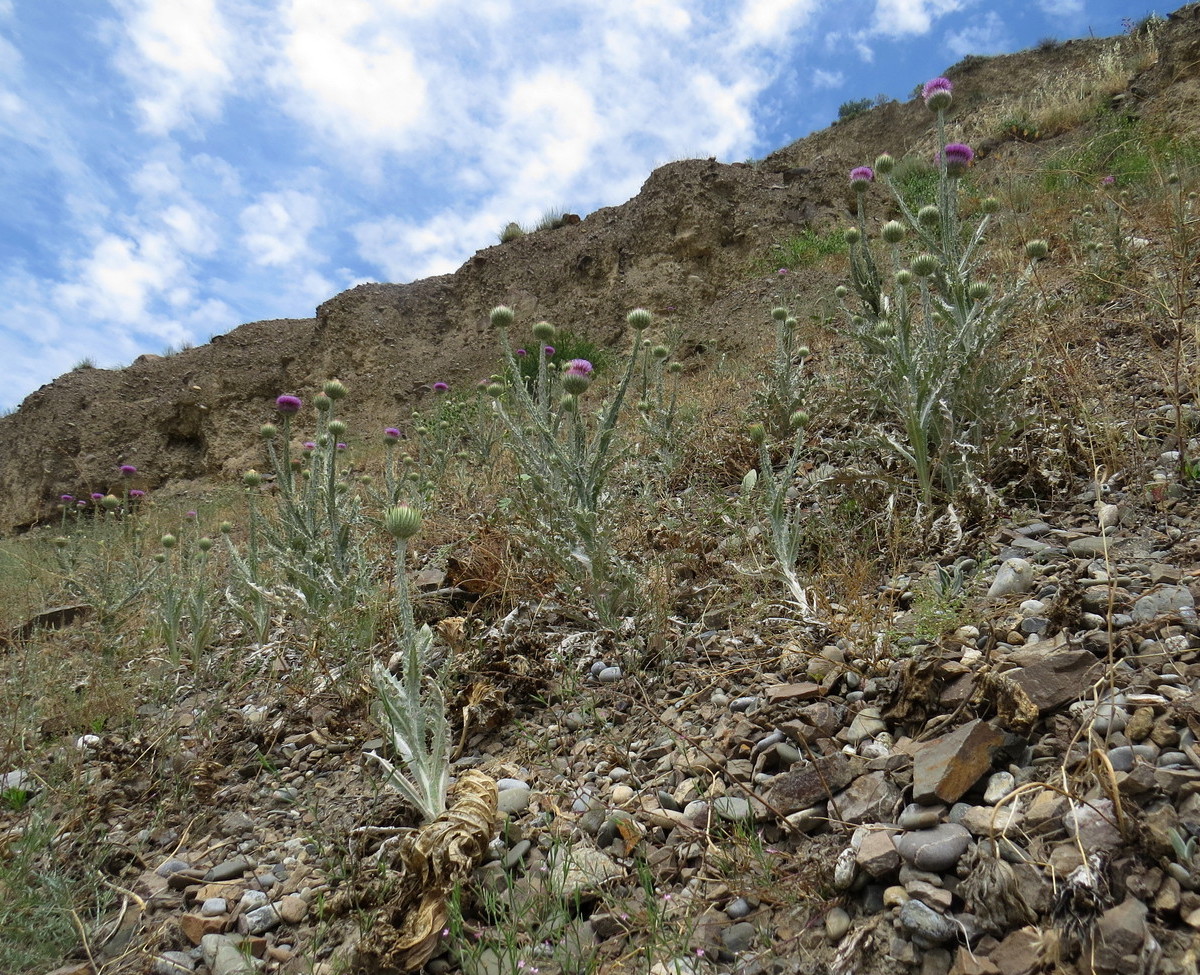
left=2, top=6, right=1198, bottom=532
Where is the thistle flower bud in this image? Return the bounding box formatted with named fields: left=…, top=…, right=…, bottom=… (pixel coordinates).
left=849, top=166, right=874, bottom=191
left=911, top=253, right=939, bottom=277
left=101, top=494, right=120, bottom=511
left=844, top=227, right=861, bottom=245
left=198, top=537, right=213, bottom=552
left=154, top=553, right=166, bottom=564
left=220, top=521, right=233, bottom=534
left=668, top=362, right=682, bottom=374
left=243, top=470, right=262, bottom=488
left=968, top=281, right=991, bottom=301
left=532, top=320, right=555, bottom=341
left=874, top=322, right=894, bottom=338
left=323, top=379, right=348, bottom=400
left=562, top=371, right=591, bottom=395
left=1024, top=239, right=1049, bottom=260
left=789, top=410, right=810, bottom=430
left=384, top=505, right=422, bottom=540
left=560, top=394, right=578, bottom=412
left=748, top=422, right=766, bottom=445
left=771, top=307, right=788, bottom=321
left=260, top=423, right=277, bottom=440
left=486, top=383, right=505, bottom=397
left=490, top=305, right=515, bottom=329
left=328, top=419, right=347, bottom=437
left=874, top=153, right=895, bottom=175
left=785, top=317, right=798, bottom=329
left=881, top=220, right=905, bottom=243
left=652, top=344, right=670, bottom=359
left=980, top=196, right=1000, bottom=214
left=1168, top=172, right=1180, bottom=185
left=896, top=269, right=913, bottom=286
left=834, top=285, right=849, bottom=299
left=275, top=394, right=302, bottom=414
left=161, top=534, right=177, bottom=549
left=54, top=536, right=68, bottom=548
left=314, top=393, right=332, bottom=412
left=637, top=399, right=652, bottom=412
left=796, top=345, right=810, bottom=358
left=415, top=426, right=428, bottom=436
left=917, top=205, right=941, bottom=227
left=627, top=308, right=652, bottom=330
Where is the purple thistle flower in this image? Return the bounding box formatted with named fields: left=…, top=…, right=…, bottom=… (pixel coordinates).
left=90, top=492, right=104, bottom=501
left=303, top=441, right=316, bottom=451
left=60, top=494, right=74, bottom=503
left=850, top=166, right=874, bottom=190
left=275, top=394, right=303, bottom=413
left=922, top=76, right=953, bottom=109
left=129, top=489, right=145, bottom=499
left=543, top=346, right=555, bottom=356
left=119, top=464, right=137, bottom=477
left=336, top=442, right=347, bottom=450
left=1102, top=174, right=1116, bottom=186
left=384, top=427, right=401, bottom=440
left=778, top=267, right=789, bottom=275
left=76, top=500, right=87, bottom=508
left=516, top=348, right=528, bottom=357
left=432, top=381, right=449, bottom=393
left=565, top=358, right=593, bottom=375
left=940, top=142, right=974, bottom=175
left=185, top=511, right=197, bottom=520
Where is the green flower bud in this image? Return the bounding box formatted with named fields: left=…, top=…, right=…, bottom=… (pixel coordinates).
left=560, top=394, right=578, bottom=412
left=1025, top=239, right=1049, bottom=260
left=314, top=393, right=332, bottom=412
left=359, top=474, right=372, bottom=484
left=260, top=423, right=277, bottom=440
left=980, top=196, right=1000, bottom=214
left=789, top=410, right=810, bottom=430
left=198, top=537, right=213, bottom=552
left=323, top=379, right=348, bottom=400
left=101, top=494, right=120, bottom=511
left=243, top=470, right=262, bottom=488
left=486, top=383, right=505, bottom=397
left=834, top=285, right=849, bottom=299
left=652, top=344, right=670, bottom=359
left=917, top=205, right=941, bottom=227
left=747, top=422, right=766, bottom=445
left=532, top=320, right=555, bottom=341
left=668, top=362, right=683, bottom=374
left=881, top=220, right=905, bottom=243
left=415, top=426, right=428, bottom=436
left=895, top=269, right=913, bottom=286
left=874, top=153, right=895, bottom=175
left=490, top=305, right=515, bottom=329
left=54, top=536, right=68, bottom=548
left=219, top=521, right=233, bottom=534
left=1168, top=171, right=1180, bottom=185
left=384, top=505, right=422, bottom=540
left=627, top=308, right=652, bottom=330
left=562, top=371, right=591, bottom=395
left=637, top=399, right=652, bottom=412
left=911, top=253, right=939, bottom=277
left=845, top=227, right=861, bottom=245
left=796, top=345, right=810, bottom=359
left=968, top=281, right=991, bottom=301
left=154, top=552, right=166, bottom=564
left=785, top=317, right=798, bottom=330
left=161, top=534, right=177, bottom=549
left=874, top=322, right=894, bottom=338
left=328, top=419, right=347, bottom=436
left=771, top=306, right=788, bottom=321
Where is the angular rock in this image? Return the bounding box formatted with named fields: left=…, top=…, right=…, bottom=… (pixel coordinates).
left=989, top=926, right=1042, bottom=975
left=897, top=899, right=957, bottom=944
left=180, top=912, right=228, bottom=944
left=765, top=682, right=822, bottom=703
left=766, top=752, right=859, bottom=814
left=1005, top=650, right=1106, bottom=713
left=1082, top=897, right=1148, bottom=975
left=856, top=829, right=900, bottom=878
left=834, top=771, right=902, bottom=825
left=912, top=719, right=1005, bottom=804
left=1132, top=585, right=1195, bottom=622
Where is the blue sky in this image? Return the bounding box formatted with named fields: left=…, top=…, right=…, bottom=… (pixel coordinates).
left=0, top=0, right=1169, bottom=411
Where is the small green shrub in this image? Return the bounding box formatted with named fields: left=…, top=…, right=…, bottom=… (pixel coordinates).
left=498, top=222, right=526, bottom=243
left=768, top=227, right=848, bottom=270
left=535, top=207, right=568, bottom=231
left=837, top=97, right=873, bottom=121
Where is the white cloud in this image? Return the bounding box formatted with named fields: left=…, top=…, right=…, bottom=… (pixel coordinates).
left=1035, top=0, right=1084, bottom=16
left=945, top=11, right=1010, bottom=57
left=872, top=0, right=965, bottom=37
left=734, top=0, right=819, bottom=51
left=812, top=67, right=845, bottom=89
left=111, top=0, right=235, bottom=133
left=239, top=190, right=324, bottom=267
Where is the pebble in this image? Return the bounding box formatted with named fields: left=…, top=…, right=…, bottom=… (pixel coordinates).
left=883, top=885, right=910, bottom=907
left=277, top=894, right=308, bottom=924
left=897, top=899, right=958, bottom=944
left=611, top=784, right=635, bottom=804
left=898, top=803, right=943, bottom=830
left=833, top=847, right=857, bottom=890
left=726, top=897, right=752, bottom=920
left=155, top=858, right=191, bottom=879
left=497, top=785, right=531, bottom=816
left=721, top=921, right=757, bottom=953
left=983, top=771, right=1016, bottom=805
left=597, top=666, right=623, bottom=683
left=713, top=796, right=752, bottom=822
left=825, top=907, right=851, bottom=942
left=205, top=856, right=253, bottom=883
left=894, top=824, right=971, bottom=873
left=240, top=890, right=269, bottom=910
left=151, top=952, right=195, bottom=975
left=238, top=903, right=282, bottom=935
left=200, top=897, right=227, bottom=917
left=1108, top=744, right=1159, bottom=772
left=988, top=558, right=1034, bottom=598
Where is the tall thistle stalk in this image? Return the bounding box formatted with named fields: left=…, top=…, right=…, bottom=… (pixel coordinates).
left=838, top=76, right=1049, bottom=506
left=485, top=306, right=648, bottom=626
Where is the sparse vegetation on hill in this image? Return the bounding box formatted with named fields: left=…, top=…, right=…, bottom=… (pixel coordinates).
left=4, top=7, right=1200, bottom=975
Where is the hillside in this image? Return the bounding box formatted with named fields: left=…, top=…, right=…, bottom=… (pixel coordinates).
left=3, top=7, right=1200, bottom=975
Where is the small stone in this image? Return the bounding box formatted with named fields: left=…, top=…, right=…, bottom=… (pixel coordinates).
left=894, top=824, right=972, bottom=873
left=825, top=907, right=851, bottom=942
left=835, top=771, right=902, bottom=824
left=200, top=897, right=227, bottom=917
left=497, top=785, right=531, bottom=816
left=767, top=753, right=859, bottom=814
left=240, top=889, right=268, bottom=911
left=713, top=796, right=752, bottom=822
left=611, top=784, right=635, bottom=804
left=1064, top=799, right=1122, bottom=851
left=502, top=839, right=532, bottom=870
left=905, top=879, right=953, bottom=910
left=983, top=772, right=1016, bottom=805
left=730, top=695, right=759, bottom=712
left=883, top=885, right=910, bottom=907
left=721, top=921, right=757, bottom=953
left=205, top=856, right=253, bottom=883
left=845, top=708, right=887, bottom=744
left=278, top=894, right=308, bottom=924
left=856, top=830, right=900, bottom=878
left=1125, top=708, right=1155, bottom=743
left=155, top=857, right=192, bottom=878
left=238, top=903, right=282, bottom=935
left=152, top=951, right=195, bottom=975
left=1132, top=586, right=1195, bottom=622
left=990, top=927, right=1042, bottom=975
left=899, top=803, right=943, bottom=830
left=988, top=559, right=1034, bottom=598
left=1084, top=897, right=1148, bottom=975
left=597, top=666, right=622, bottom=683
left=897, top=899, right=957, bottom=943
left=833, top=847, right=857, bottom=890
left=180, top=912, right=227, bottom=944
left=726, top=896, right=752, bottom=919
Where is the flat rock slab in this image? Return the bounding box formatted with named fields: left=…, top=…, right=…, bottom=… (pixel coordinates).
left=1004, top=650, right=1107, bottom=713
left=766, top=752, right=860, bottom=814
left=765, top=682, right=823, bottom=702
left=912, top=718, right=1005, bottom=805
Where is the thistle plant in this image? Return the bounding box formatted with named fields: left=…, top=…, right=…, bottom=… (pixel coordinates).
left=838, top=76, right=1048, bottom=505
left=635, top=334, right=686, bottom=481
left=367, top=505, right=451, bottom=822
left=486, top=305, right=648, bottom=625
